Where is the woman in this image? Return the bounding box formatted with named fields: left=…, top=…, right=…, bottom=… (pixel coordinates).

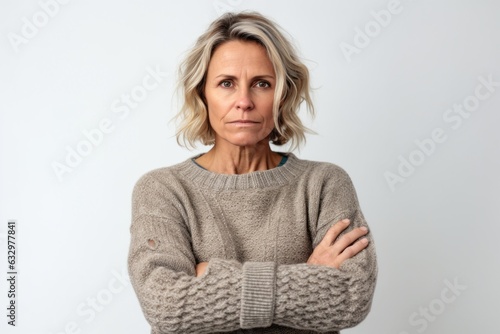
left=128, top=12, right=377, bottom=334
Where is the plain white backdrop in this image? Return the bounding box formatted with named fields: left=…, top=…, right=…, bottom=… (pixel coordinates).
left=1, top=0, right=499, bottom=333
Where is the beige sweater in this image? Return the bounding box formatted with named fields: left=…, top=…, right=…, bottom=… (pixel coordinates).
left=128, top=153, right=377, bottom=333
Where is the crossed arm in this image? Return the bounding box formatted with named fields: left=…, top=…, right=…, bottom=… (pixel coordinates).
left=196, top=218, right=370, bottom=276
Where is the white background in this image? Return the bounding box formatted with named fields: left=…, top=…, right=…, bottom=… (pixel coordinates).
left=1, top=0, right=499, bottom=333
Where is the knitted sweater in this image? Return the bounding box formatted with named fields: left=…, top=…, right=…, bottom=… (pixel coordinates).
left=128, top=152, right=377, bottom=334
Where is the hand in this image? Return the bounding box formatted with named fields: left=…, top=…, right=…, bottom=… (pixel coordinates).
left=195, top=262, right=209, bottom=277
left=307, top=219, right=369, bottom=269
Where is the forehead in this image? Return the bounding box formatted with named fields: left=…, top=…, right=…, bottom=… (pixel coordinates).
left=207, top=40, right=275, bottom=76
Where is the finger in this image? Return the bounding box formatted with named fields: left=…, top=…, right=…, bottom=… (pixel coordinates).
left=336, top=237, right=370, bottom=264
left=195, top=262, right=208, bottom=277
left=319, top=219, right=351, bottom=247
left=330, top=226, right=369, bottom=254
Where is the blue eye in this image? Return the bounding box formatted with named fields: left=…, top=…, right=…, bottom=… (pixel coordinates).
left=220, top=80, right=233, bottom=88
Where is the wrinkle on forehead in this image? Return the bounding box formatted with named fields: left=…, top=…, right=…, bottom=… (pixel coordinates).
left=207, top=40, right=275, bottom=81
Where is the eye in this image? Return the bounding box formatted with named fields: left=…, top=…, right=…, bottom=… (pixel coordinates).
left=255, top=80, right=271, bottom=88
left=219, top=80, right=233, bottom=88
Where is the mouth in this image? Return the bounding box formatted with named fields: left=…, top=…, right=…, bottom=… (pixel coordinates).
left=229, top=120, right=259, bottom=124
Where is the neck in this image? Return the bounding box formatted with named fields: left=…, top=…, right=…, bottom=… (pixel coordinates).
left=195, top=140, right=282, bottom=174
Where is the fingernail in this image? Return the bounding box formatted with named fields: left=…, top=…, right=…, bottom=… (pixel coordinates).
left=360, top=226, right=368, bottom=232
left=361, top=238, right=369, bottom=244
left=343, top=219, right=350, bottom=224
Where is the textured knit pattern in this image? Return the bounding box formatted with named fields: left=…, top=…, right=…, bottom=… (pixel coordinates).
left=128, top=153, right=377, bottom=334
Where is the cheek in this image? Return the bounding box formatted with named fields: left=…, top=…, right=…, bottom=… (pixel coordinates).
left=263, top=99, right=275, bottom=122
left=206, top=95, right=230, bottom=121
left=207, top=109, right=220, bottom=131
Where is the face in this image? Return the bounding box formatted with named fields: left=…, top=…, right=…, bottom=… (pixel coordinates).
left=204, top=40, right=276, bottom=148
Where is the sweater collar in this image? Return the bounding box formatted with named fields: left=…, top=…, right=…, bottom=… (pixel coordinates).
left=177, top=152, right=309, bottom=190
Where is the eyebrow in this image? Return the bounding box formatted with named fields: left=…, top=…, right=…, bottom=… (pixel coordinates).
left=213, top=74, right=275, bottom=80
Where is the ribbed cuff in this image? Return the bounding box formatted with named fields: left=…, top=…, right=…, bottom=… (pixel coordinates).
left=240, top=262, right=277, bottom=329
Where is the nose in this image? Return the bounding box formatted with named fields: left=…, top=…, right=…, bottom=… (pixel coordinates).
left=235, top=87, right=254, bottom=111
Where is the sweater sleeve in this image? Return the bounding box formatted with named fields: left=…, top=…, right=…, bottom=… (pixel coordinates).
left=271, top=164, right=378, bottom=331
left=128, top=174, right=245, bottom=333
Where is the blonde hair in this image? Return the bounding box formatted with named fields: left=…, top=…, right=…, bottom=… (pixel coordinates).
left=175, top=11, right=314, bottom=149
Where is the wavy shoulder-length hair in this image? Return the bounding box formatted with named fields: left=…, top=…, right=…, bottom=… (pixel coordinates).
left=175, top=11, right=314, bottom=149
